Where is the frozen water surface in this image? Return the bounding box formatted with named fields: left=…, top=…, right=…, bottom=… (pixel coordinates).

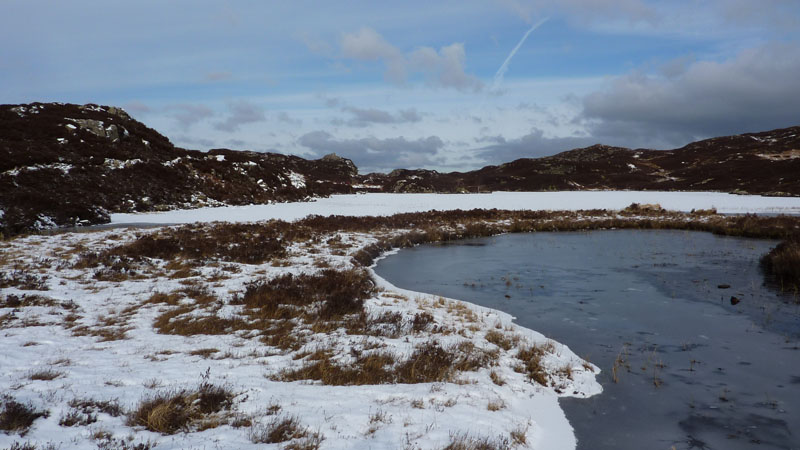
left=376, top=230, right=800, bottom=450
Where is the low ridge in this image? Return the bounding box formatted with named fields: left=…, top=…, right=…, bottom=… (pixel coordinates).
left=2, top=102, right=799, bottom=235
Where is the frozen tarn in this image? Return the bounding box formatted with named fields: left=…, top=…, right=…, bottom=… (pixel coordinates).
left=110, top=191, right=800, bottom=225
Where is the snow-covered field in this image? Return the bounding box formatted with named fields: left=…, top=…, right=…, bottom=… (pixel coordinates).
left=5, top=192, right=797, bottom=449
left=1, top=225, right=600, bottom=450
left=110, top=191, right=800, bottom=225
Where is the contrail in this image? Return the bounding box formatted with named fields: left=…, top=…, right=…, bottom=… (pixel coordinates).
left=492, top=17, right=549, bottom=90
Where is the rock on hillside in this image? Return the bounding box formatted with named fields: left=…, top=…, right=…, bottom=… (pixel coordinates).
left=0, top=103, right=357, bottom=235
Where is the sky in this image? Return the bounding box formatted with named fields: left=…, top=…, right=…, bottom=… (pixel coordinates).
left=2, top=1, right=800, bottom=173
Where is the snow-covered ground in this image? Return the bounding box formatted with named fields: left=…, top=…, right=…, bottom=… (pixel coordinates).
left=1, top=226, right=600, bottom=450
left=110, top=192, right=800, bottom=225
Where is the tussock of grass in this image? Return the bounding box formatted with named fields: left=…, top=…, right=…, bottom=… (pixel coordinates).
left=27, top=369, right=62, bottom=381
left=762, top=239, right=800, bottom=293
left=127, top=378, right=233, bottom=434
left=249, top=415, right=306, bottom=443
left=236, top=269, right=374, bottom=320
left=484, top=330, right=517, bottom=351
left=442, top=432, right=510, bottom=450
left=515, top=342, right=554, bottom=386
left=0, top=395, right=49, bottom=435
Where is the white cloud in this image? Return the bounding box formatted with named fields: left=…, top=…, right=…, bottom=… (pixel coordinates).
left=581, top=42, right=800, bottom=145
left=338, top=27, right=482, bottom=92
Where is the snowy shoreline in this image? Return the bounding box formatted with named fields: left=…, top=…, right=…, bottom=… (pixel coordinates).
left=109, top=192, right=800, bottom=225
left=1, top=223, right=601, bottom=449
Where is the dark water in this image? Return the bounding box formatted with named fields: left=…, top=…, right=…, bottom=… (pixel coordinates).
left=374, top=230, right=800, bottom=450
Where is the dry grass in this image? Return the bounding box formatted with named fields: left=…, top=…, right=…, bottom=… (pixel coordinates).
left=484, top=330, right=517, bottom=351
left=249, top=415, right=306, bottom=443
left=279, top=340, right=496, bottom=385
left=0, top=395, right=49, bottom=435
left=127, top=377, right=233, bottom=434
left=489, top=370, right=506, bottom=386
left=509, top=425, right=528, bottom=446
left=762, top=239, right=800, bottom=293
left=442, top=432, right=510, bottom=450
left=515, top=342, right=554, bottom=386
left=26, top=369, right=62, bottom=381
left=0, top=270, right=48, bottom=290
left=486, top=399, right=506, bottom=411
left=150, top=269, right=375, bottom=354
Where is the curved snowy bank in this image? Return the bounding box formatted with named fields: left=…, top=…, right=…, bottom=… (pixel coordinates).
left=110, top=191, right=800, bottom=225
left=368, top=258, right=603, bottom=449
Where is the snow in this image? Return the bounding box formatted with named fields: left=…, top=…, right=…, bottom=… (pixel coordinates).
left=111, top=191, right=800, bottom=225
left=214, top=155, right=226, bottom=162
left=286, top=171, right=306, bottom=189
left=626, top=163, right=636, bottom=170
left=3, top=163, right=73, bottom=176
left=163, top=157, right=182, bottom=167
left=104, top=158, right=143, bottom=170
left=65, top=124, right=77, bottom=130
left=0, top=227, right=600, bottom=449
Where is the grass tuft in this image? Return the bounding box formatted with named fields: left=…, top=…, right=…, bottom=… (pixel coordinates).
left=0, top=395, right=49, bottom=436
left=127, top=376, right=233, bottom=434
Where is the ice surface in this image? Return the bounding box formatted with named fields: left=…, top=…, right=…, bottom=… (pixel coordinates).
left=111, top=191, right=800, bottom=225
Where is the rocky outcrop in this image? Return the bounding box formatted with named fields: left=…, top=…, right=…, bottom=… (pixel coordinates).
left=0, top=102, right=357, bottom=236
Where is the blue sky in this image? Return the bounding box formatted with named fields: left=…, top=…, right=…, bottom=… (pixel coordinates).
left=2, top=0, right=800, bottom=172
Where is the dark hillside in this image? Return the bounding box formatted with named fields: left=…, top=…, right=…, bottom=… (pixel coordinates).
left=0, top=103, right=357, bottom=235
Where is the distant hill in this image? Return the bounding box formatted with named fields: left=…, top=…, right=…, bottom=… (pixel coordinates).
left=0, top=103, right=357, bottom=235
left=361, top=128, right=800, bottom=195
left=1, top=102, right=799, bottom=235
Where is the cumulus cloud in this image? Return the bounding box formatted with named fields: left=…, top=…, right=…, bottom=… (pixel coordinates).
left=335, top=106, right=422, bottom=127
left=214, top=100, right=266, bottom=132
left=168, top=104, right=215, bottom=130
left=298, top=130, right=445, bottom=171
left=338, top=27, right=482, bottom=91
left=581, top=42, right=800, bottom=147
left=475, top=128, right=596, bottom=163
